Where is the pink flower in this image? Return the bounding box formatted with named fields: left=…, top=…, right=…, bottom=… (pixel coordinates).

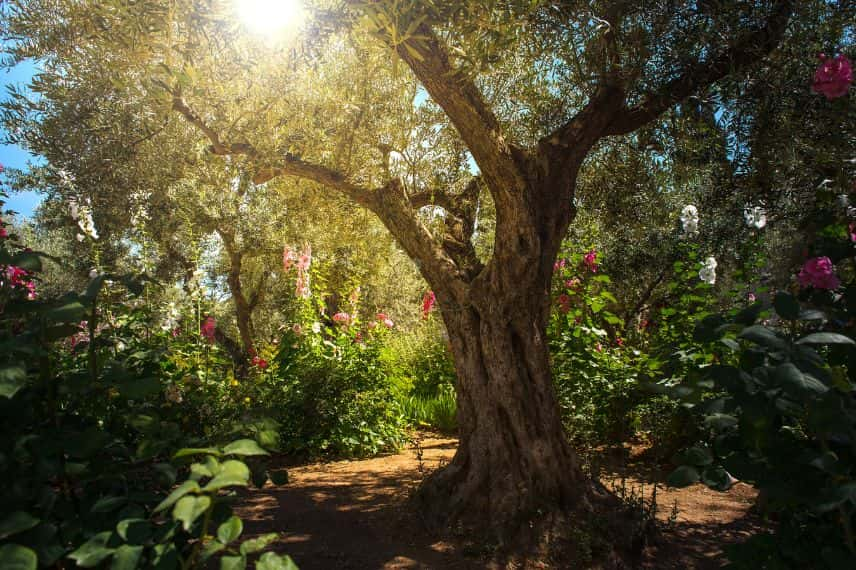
left=798, top=256, right=841, bottom=290
left=5, top=265, right=28, bottom=286
left=376, top=312, right=388, bottom=321
left=583, top=250, right=598, bottom=272
left=747, top=293, right=757, bottom=302
left=171, top=327, right=181, bottom=338
left=200, top=316, right=216, bottom=343
left=422, top=291, right=436, bottom=319
left=25, top=281, right=36, bottom=300
left=615, top=337, right=624, bottom=347
left=382, top=318, right=394, bottom=329
left=367, top=321, right=377, bottom=330
left=556, top=293, right=572, bottom=314
left=565, top=278, right=581, bottom=289
left=849, top=222, right=856, bottom=242
left=332, top=312, right=351, bottom=325
left=297, top=254, right=311, bottom=271
left=595, top=342, right=603, bottom=352
left=282, top=246, right=295, bottom=271
left=251, top=356, right=268, bottom=369
left=553, top=259, right=566, bottom=272
left=812, top=54, right=853, bottom=100
left=292, top=323, right=303, bottom=335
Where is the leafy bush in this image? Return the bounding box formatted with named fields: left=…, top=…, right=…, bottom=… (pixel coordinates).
left=0, top=227, right=294, bottom=569
left=669, top=293, right=856, bottom=567
left=273, top=324, right=407, bottom=456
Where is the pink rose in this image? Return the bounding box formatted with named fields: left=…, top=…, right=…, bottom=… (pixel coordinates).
left=812, top=54, right=853, bottom=100
left=798, top=256, right=840, bottom=290
left=583, top=250, right=598, bottom=272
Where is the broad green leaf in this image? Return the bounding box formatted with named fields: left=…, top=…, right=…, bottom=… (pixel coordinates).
left=116, top=519, right=152, bottom=544
left=0, top=544, right=37, bottom=570
left=666, top=465, right=700, bottom=487
left=0, top=365, right=27, bottom=398
left=796, top=332, right=856, bottom=346
left=92, top=496, right=127, bottom=513
left=45, top=300, right=87, bottom=323
left=701, top=467, right=733, bottom=491
left=774, top=363, right=828, bottom=395
left=68, top=531, right=115, bottom=567
left=0, top=511, right=39, bottom=539
left=10, top=252, right=43, bottom=272
left=222, top=439, right=269, bottom=457
left=110, top=545, right=143, bottom=570
left=154, top=480, right=200, bottom=513
left=202, top=460, right=250, bottom=491
left=201, top=541, right=225, bottom=562
left=738, top=326, right=788, bottom=351
left=173, top=447, right=221, bottom=459
left=239, top=533, right=278, bottom=555
left=217, top=516, right=243, bottom=544
left=172, top=495, right=211, bottom=531
left=773, top=292, right=800, bottom=320
left=220, top=556, right=246, bottom=570
left=256, top=553, right=299, bottom=570
left=673, top=446, right=713, bottom=467
left=151, top=544, right=178, bottom=570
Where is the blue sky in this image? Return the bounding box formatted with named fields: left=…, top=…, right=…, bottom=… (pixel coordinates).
left=0, top=59, right=42, bottom=218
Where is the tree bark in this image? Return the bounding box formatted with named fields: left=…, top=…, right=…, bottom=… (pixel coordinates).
left=419, top=301, right=590, bottom=530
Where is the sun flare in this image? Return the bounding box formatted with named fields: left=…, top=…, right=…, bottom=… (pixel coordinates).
left=234, top=0, right=305, bottom=37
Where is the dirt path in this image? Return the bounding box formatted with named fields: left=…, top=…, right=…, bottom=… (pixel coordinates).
left=235, top=436, right=762, bottom=569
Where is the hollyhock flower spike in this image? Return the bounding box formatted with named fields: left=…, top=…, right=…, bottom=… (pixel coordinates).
left=282, top=246, right=295, bottom=271
left=332, top=312, right=351, bottom=325
left=556, top=294, right=572, bottom=314
left=699, top=256, right=717, bottom=285
left=680, top=205, right=699, bottom=236
left=200, top=316, right=217, bottom=343
left=812, top=53, right=853, bottom=100
left=798, top=256, right=840, bottom=290
left=422, top=291, right=436, bottom=319
left=743, top=206, right=767, bottom=229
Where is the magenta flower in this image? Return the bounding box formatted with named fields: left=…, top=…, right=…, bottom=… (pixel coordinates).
left=200, top=316, right=217, bottom=343
left=812, top=54, right=853, bottom=100
left=583, top=250, right=598, bottom=272
left=849, top=222, right=856, bottom=242
left=798, top=256, right=840, bottom=290
left=422, top=291, right=436, bottom=319
left=747, top=293, right=757, bottom=302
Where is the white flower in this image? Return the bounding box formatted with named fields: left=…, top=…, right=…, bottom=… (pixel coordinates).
left=743, top=206, right=767, bottom=229
left=838, top=195, right=851, bottom=209
left=699, top=256, right=717, bottom=285
left=76, top=233, right=85, bottom=242
left=311, top=322, right=321, bottom=334
left=680, top=205, right=699, bottom=235
left=89, top=268, right=99, bottom=279
left=76, top=207, right=99, bottom=240
left=69, top=200, right=80, bottom=221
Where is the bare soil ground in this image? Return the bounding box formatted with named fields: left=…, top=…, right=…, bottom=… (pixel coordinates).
left=235, top=435, right=763, bottom=569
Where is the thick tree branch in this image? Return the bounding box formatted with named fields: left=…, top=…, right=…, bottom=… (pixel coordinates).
left=384, top=19, right=528, bottom=193
left=171, top=93, right=377, bottom=209
left=603, top=0, right=793, bottom=137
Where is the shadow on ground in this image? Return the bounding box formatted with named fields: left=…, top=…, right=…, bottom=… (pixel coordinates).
left=234, top=435, right=765, bottom=570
